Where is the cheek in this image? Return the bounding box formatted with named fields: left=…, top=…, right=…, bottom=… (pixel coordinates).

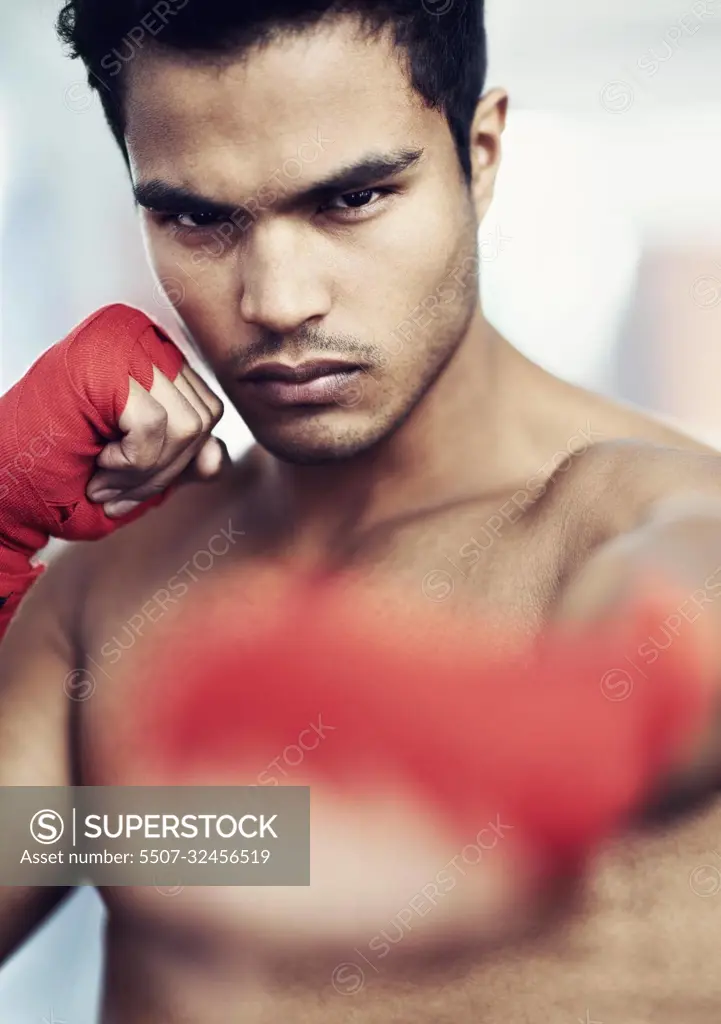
left=378, top=268, right=475, bottom=379
left=144, top=226, right=240, bottom=360
left=375, top=205, right=476, bottom=359
left=141, top=224, right=196, bottom=313
left=143, top=218, right=223, bottom=301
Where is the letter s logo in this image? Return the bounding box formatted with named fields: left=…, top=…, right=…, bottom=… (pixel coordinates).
left=30, top=809, right=65, bottom=845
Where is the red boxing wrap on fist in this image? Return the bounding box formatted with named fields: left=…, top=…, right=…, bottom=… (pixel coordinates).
left=0, top=304, right=185, bottom=634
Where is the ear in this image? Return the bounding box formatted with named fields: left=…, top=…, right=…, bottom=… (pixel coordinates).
left=468, top=88, right=508, bottom=223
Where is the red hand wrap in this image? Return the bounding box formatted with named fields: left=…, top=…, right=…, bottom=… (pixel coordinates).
left=141, top=578, right=713, bottom=877
left=0, top=304, right=185, bottom=638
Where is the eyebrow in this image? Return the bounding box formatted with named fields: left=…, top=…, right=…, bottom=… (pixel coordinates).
left=132, top=147, right=425, bottom=217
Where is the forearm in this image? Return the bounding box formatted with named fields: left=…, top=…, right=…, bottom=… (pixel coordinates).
left=557, top=493, right=721, bottom=820
left=633, top=496, right=721, bottom=816
left=0, top=370, right=51, bottom=643
left=0, top=558, right=47, bottom=644
left=633, top=495, right=721, bottom=676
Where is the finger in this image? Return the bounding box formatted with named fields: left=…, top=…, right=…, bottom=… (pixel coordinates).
left=101, top=435, right=228, bottom=512
left=104, top=371, right=220, bottom=498
left=103, top=366, right=204, bottom=487
left=94, top=377, right=168, bottom=474
left=179, top=365, right=224, bottom=425
left=171, top=370, right=215, bottom=433
left=103, top=498, right=143, bottom=519
left=89, top=371, right=202, bottom=499
left=146, top=365, right=205, bottom=450
left=91, top=369, right=219, bottom=504
left=101, top=427, right=214, bottom=505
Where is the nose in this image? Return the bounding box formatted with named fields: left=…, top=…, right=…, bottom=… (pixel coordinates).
left=239, top=221, right=332, bottom=335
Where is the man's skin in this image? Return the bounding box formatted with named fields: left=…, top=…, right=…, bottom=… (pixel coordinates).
left=4, top=13, right=721, bottom=1023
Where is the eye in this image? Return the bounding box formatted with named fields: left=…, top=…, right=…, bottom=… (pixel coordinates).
left=322, top=188, right=392, bottom=217
left=174, top=211, right=225, bottom=229
left=150, top=209, right=226, bottom=234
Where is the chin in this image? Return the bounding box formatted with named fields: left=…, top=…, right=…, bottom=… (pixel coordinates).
left=252, top=418, right=386, bottom=466
left=260, top=436, right=374, bottom=466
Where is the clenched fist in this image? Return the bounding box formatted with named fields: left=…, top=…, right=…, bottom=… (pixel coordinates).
left=87, top=363, right=226, bottom=518
left=0, top=303, right=228, bottom=636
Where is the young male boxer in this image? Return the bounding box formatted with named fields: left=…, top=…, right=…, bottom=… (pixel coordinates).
left=2, top=2, right=721, bottom=1022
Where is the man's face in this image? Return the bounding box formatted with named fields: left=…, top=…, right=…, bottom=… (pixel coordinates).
left=125, top=16, right=481, bottom=464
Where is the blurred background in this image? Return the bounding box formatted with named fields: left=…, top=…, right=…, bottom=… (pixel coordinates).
left=1, top=0, right=720, bottom=1019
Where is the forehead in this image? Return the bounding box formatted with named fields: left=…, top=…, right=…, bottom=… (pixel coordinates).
left=124, top=16, right=439, bottom=195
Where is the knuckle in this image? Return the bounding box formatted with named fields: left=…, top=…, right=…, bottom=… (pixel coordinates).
left=208, top=396, right=224, bottom=422
left=143, top=404, right=169, bottom=434
left=130, top=451, right=158, bottom=472
left=196, top=408, right=213, bottom=433
left=110, top=449, right=137, bottom=472
left=174, top=410, right=204, bottom=439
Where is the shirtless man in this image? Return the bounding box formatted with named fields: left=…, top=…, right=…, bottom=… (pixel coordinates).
left=2, top=1, right=721, bottom=1021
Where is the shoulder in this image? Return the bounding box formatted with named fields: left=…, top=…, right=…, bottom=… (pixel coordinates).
left=537, top=439, right=721, bottom=579
left=567, top=437, right=721, bottom=516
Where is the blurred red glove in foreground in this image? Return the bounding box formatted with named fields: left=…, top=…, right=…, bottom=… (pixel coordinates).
left=142, top=573, right=715, bottom=880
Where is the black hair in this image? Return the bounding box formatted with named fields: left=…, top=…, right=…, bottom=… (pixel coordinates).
left=57, top=0, right=486, bottom=181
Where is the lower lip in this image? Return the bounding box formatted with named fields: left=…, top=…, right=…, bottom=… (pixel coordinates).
left=242, top=369, right=364, bottom=408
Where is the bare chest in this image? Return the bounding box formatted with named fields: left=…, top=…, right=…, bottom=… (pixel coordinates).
left=71, top=483, right=721, bottom=1023
left=75, top=489, right=564, bottom=781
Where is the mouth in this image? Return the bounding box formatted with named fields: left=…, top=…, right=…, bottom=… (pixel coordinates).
left=238, top=360, right=367, bottom=408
